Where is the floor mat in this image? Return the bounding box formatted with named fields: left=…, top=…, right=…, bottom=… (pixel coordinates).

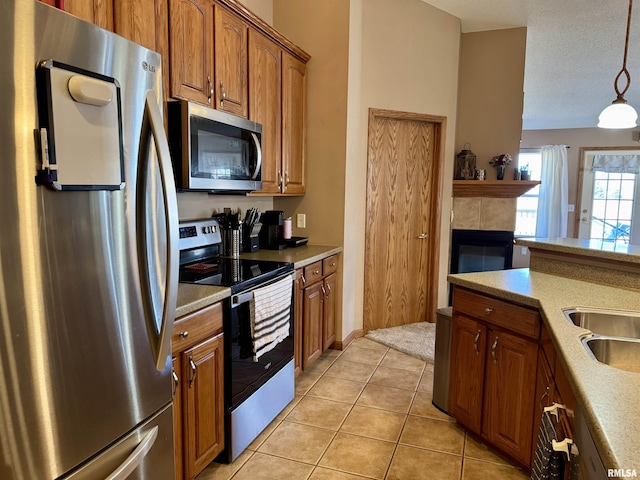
left=365, top=322, right=436, bottom=363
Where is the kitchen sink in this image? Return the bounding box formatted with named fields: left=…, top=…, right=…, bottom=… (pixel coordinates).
left=583, top=337, right=640, bottom=374
left=564, top=307, right=640, bottom=339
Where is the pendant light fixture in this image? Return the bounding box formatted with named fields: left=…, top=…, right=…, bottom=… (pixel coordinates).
left=598, top=0, right=638, bottom=129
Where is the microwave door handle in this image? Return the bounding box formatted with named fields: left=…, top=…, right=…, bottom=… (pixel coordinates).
left=138, top=90, right=179, bottom=371
left=249, top=132, right=262, bottom=180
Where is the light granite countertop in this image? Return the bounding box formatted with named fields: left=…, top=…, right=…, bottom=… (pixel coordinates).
left=448, top=268, right=640, bottom=472
left=517, top=237, right=640, bottom=265
left=237, top=244, right=342, bottom=269
left=175, top=244, right=342, bottom=318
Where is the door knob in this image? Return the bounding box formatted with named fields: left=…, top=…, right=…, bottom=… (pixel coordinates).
left=417, top=233, right=429, bottom=239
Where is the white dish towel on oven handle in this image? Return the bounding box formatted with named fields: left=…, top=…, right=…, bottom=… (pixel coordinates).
left=250, top=273, right=295, bottom=362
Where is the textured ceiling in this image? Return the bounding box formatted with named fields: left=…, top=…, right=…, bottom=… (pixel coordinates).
left=425, top=0, right=640, bottom=130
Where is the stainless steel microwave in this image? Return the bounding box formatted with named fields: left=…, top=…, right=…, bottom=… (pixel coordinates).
left=168, top=100, right=262, bottom=193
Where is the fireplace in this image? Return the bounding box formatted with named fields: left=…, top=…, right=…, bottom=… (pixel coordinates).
left=449, top=229, right=514, bottom=304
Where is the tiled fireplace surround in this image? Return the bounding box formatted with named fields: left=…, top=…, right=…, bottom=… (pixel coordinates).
left=451, top=197, right=517, bottom=232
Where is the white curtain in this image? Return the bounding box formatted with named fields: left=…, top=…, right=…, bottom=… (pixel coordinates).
left=536, top=145, right=569, bottom=238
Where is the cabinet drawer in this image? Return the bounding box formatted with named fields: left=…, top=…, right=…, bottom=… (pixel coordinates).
left=322, top=255, right=338, bottom=275
left=453, top=288, right=540, bottom=340
left=303, top=261, right=323, bottom=285
left=172, top=302, right=223, bottom=353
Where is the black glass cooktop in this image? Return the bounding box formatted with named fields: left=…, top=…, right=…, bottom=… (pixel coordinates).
left=179, top=257, right=293, bottom=294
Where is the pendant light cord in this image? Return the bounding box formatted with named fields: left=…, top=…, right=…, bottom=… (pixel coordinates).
left=615, top=0, right=634, bottom=99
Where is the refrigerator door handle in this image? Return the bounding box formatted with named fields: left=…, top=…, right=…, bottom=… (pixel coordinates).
left=104, top=426, right=158, bottom=480
left=138, top=90, right=179, bottom=371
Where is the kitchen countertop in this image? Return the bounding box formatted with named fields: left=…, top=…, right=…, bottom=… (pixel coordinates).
left=238, top=244, right=342, bottom=269
left=448, top=267, right=640, bottom=472
left=175, top=244, right=342, bottom=318
left=176, top=284, right=230, bottom=318
left=517, top=237, right=640, bottom=264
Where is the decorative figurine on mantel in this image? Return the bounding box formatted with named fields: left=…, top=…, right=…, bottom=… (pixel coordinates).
left=454, top=143, right=477, bottom=180
left=489, top=153, right=512, bottom=180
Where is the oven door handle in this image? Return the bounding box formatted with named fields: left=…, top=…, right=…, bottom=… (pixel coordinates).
left=137, top=90, right=179, bottom=371
left=231, top=291, right=253, bottom=308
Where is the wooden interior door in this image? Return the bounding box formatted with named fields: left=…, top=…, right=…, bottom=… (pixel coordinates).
left=364, top=109, right=444, bottom=331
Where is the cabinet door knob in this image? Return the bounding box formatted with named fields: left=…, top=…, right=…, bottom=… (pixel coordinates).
left=178, top=331, right=189, bottom=338
left=485, top=307, right=493, bottom=315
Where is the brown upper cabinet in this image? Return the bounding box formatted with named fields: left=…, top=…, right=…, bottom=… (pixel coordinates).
left=280, top=51, right=307, bottom=195
left=48, top=0, right=310, bottom=197
left=248, top=35, right=307, bottom=195
left=214, top=5, right=248, bottom=117
left=248, top=29, right=282, bottom=194
left=64, top=0, right=114, bottom=30
left=168, top=0, right=215, bottom=106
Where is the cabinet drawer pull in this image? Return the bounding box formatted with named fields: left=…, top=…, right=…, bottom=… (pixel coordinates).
left=313, top=269, right=320, bottom=275
left=178, top=331, right=189, bottom=338
left=485, top=307, right=493, bottom=315
left=189, top=357, right=197, bottom=388
left=474, top=330, right=481, bottom=355
left=491, top=337, right=498, bottom=363
left=330, top=262, right=336, bottom=267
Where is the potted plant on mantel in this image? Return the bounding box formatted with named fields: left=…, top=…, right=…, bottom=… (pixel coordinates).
left=489, top=154, right=512, bottom=180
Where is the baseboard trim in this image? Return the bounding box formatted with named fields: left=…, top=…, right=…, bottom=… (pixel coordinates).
left=334, top=329, right=364, bottom=350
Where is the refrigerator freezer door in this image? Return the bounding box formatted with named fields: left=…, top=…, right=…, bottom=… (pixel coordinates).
left=61, top=404, right=175, bottom=480
left=0, top=2, right=178, bottom=479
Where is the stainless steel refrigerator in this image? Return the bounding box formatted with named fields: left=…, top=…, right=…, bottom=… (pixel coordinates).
left=0, top=1, right=179, bottom=479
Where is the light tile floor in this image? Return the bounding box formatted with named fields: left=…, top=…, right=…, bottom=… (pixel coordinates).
left=197, top=337, right=529, bottom=480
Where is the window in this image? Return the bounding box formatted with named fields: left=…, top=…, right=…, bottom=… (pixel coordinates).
left=515, top=150, right=542, bottom=236
left=589, top=171, right=636, bottom=244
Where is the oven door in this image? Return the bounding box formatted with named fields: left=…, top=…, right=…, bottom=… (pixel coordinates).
left=227, top=287, right=294, bottom=410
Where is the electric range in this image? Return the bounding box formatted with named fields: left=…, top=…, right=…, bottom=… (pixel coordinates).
left=178, top=218, right=295, bottom=463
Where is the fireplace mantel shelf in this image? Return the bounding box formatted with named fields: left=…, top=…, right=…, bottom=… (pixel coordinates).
left=452, top=180, right=541, bottom=198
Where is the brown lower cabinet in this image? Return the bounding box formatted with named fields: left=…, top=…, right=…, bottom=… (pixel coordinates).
left=295, top=254, right=339, bottom=374
left=449, top=287, right=540, bottom=468
left=172, top=302, right=224, bottom=480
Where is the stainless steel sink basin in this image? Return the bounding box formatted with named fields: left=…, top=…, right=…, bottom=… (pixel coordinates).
left=583, top=337, right=640, bottom=374
left=564, top=307, right=640, bottom=339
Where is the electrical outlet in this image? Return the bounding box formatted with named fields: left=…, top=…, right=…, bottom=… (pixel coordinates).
left=297, top=213, right=306, bottom=228
left=568, top=204, right=575, bottom=213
